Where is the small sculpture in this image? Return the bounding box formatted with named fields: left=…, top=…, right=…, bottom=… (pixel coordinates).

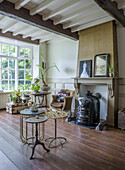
left=30, top=103, right=38, bottom=112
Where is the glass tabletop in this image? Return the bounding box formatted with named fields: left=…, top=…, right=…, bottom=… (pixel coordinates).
left=20, top=109, right=45, bottom=115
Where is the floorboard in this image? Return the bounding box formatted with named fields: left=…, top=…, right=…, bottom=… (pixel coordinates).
left=0, top=110, right=125, bottom=170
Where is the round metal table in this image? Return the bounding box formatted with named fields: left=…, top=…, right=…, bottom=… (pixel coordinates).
left=25, top=116, right=49, bottom=159
left=44, top=110, right=68, bottom=148
left=20, top=109, right=45, bottom=144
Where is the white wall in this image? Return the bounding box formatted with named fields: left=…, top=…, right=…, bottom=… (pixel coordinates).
left=32, top=45, right=40, bottom=79
left=46, top=38, right=79, bottom=79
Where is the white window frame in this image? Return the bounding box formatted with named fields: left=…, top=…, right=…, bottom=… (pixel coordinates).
left=0, top=42, right=33, bottom=91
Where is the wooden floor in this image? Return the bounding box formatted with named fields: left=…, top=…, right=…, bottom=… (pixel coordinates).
left=0, top=110, right=125, bottom=170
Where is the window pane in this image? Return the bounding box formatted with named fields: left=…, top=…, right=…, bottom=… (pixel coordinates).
left=9, top=80, right=15, bottom=90
left=2, top=58, right=8, bottom=68
left=9, top=45, right=16, bottom=57
left=2, top=44, right=8, bottom=55
left=18, top=80, right=24, bottom=86
left=2, top=70, right=8, bottom=79
left=25, top=48, right=31, bottom=57
left=9, top=59, right=15, bottom=69
left=26, top=81, right=31, bottom=85
left=20, top=48, right=24, bottom=57
left=26, top=59, right=31, bottom=69
left=9, top=70, right=15, bottom=79
left=18, top=70, right=24, bottom=79
left=2, top=80, right=8, bottom=90
left=18, top=59, right=24, bottom=69
left=25, top=70, right=31, bottom=77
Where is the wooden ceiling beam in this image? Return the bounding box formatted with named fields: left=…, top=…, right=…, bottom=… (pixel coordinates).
left=53, top=3, right=96, bottom=25
left=13, top=25, right=30, bottom=36
left=15, top=0, right=30, bottom=10
left=0, top=29, right=39, bottom=44
left=94, top=0, right=125, bottom=27
left=71, top=16, right=113, bottom=32
left=43, top=0, right=80, bottom=21
left=0, top=0, right=78, bottom=40
left=63, top=10, right=106, bottom=29
left=2, top=20, right=18, bottom=33
left=30, top=0, right=54, bottom=16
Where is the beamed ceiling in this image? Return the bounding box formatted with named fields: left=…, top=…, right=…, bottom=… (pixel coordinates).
left=0, top=0, right=124, bottom=44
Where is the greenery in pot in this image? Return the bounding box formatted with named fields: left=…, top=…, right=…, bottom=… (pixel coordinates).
left=24, top=76, right=40, bottom=92
left=37, top=51, right=60, bottom=86
left=25, top=51, right=60, bottom=90
left=108, top=64, right=114, bottom=77
left=9, top=90, right=21, bottom=103
left=18, top=84, right=31, bottom=97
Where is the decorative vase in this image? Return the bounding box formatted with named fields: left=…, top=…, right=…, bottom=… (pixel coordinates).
left=41, top=85, right=50, bottom=91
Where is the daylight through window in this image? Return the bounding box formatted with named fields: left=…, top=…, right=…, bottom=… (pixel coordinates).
left=0, top=43, right=32, bottom=91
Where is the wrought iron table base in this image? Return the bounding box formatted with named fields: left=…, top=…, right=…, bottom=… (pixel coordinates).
left=20, top=115, right=44, bottom=144
left=45, top=119, right=67, bottom=148
left=30, top=123, right=49, bottom=159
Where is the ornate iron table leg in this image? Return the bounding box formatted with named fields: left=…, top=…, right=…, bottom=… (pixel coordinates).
left=30, top=123, right=50, bottom=159
left=45, top=119, right=67, bottom=148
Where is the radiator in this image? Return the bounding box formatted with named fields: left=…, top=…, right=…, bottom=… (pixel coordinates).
left=0, top=92, right=9, bottom=109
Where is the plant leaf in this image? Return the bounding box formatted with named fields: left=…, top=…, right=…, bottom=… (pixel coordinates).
left=54, top=63, right=60, bottom=72
left=25, top=75, right=32, bottom=81
left=40, top=51, right=44, bottom=61
left=36, top=65, right=43, bottom=70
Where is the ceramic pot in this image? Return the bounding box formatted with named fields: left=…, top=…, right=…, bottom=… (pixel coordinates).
left=41, top=85, right=50, bottom=91
left=109, top=73, right=114, bottom=77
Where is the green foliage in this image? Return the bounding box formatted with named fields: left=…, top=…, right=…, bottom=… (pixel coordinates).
left=9, top=90, right=21, bottom=100
left=36, top=51, right=60, bottom=85
left=31, top=82, right=40, bottom=91
left=18, top=83, right=31, bottom=91
left=25, top=75, right=33, bottom=81
left=108, top=64, right=114, bottom=73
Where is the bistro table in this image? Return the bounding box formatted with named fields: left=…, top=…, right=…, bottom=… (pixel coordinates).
left=31, top=92, right=51, bottom=107
left=25, top=116, right=49, bottom=159
left=20, top=109, right=45, bottom=144
left=44, top=110, right=68, bottom=148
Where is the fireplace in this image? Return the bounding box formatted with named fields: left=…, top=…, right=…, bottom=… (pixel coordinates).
left=74, top=77, right=119, bottom=127
left=76, top=91, right=101, bottom=126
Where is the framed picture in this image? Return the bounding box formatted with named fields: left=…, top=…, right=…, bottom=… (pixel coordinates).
left=94, top=53, right=109, bottom=77
left=79, top=60, right=92, bottom=78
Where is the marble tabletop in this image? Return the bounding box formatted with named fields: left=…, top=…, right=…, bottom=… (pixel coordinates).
left=20, top=109, right=45, bottom=116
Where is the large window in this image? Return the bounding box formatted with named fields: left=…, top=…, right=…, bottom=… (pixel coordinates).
left=0, top=43, right=32, bottom=91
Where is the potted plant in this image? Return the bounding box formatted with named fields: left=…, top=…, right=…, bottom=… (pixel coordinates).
left=25, top=51, right=60, bottom=91
left=18, top=84, right=31, bottom=103
left=36, top=51, right=60, bottom=91
left=108, top=64, right=114, bottom=77
left=9, top=90, right=21, bottom=104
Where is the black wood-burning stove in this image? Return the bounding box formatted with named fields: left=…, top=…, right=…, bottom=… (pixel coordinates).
left=76, top=91, right=101, bottom=126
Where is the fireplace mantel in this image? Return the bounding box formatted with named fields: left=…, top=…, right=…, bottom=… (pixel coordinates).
left=74, top=77, right=119, bottom=98
left=74, top=77, right=118, bottom=85
left=73, top=77, right=119, bottom=127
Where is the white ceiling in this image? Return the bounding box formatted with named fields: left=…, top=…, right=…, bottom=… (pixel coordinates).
left=0, top=0, right=124, bottom=43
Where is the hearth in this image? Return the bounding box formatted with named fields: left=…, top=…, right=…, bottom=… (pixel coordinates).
left=76, top=91, right=101, bottom=126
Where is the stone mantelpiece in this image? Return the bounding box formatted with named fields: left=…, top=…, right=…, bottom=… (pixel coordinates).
left=73, top=77, right=119, bottom=127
